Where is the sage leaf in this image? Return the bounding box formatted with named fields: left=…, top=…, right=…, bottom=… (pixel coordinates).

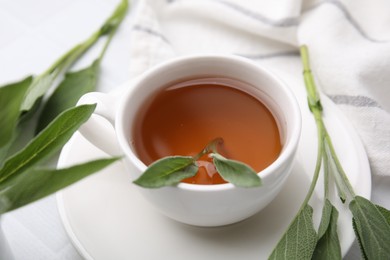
left=317, top=199, right=333, bottom=239
left=349, top=196, right=390, bottom=259
left=269, top=204, right=317, bottom=260
left=312, top=199, right=342, bottom=260
left=36, top=60, right=99, bottom=133
left=133, top=156, right=198, bottom=188
left=20, top=72, right=58, bottom=112
left=0, top=76, right=32, bottom=148
left=211, top=153, right=261, bottom=188
left=0, top=104, right=96, bottom=183
left=376, top=204, right=390, bottom=225
left=0, top=157, right=118, bottom=214
left=353, top=218, right=368, bottom=260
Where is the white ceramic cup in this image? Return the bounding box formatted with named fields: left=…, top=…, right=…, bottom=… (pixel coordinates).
left=78, top=54, right=301, bottom=227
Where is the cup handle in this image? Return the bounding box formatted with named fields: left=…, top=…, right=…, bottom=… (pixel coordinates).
left=77, top=91, right=122, bottom=156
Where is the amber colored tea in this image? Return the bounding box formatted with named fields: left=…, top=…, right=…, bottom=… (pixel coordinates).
left=132, top=78, right=282, bottom=185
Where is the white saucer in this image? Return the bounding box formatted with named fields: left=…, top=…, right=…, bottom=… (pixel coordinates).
left=57, top=85, right=371, bottom=259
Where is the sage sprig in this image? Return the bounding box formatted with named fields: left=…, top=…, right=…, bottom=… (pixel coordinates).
left=20, top=0, right=128, bottom=113
left=133, top=138, right=261, bottom=188
left=0, top=0, right=129, bottom=214
left=269, top=45, right=390, bottom=259
left=36, top=0, right=128, bottom=132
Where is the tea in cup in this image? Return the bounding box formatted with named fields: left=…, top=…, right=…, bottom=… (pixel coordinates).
left=78, top=54, right=301, bottom=226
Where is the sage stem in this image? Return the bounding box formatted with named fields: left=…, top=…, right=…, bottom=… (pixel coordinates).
left=325, top=142, right=347, bottom=202
left=193, top=138, right=224, bottom=161
left=300, top=45, right=356, bottom=200
left=98, top=0, right=129, bottom=63
left=301, top=110, right=324, bottom=208
left=324, top=133, right=356, bottom=198
left=301, top=46, right=322, bottom=112
left=323, top=139, right=330, bottom=199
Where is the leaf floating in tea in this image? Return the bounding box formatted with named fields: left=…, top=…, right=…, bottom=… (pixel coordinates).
left=133, top=137, right=263, bottom=188
left=132, top=80, right=281, bottom=186
left=211, top=153, right=261, bottom=188
left=133, top=156, right=198, bottom=188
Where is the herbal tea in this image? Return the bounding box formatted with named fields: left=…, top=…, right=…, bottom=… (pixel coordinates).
left=132, top=78, right=281, bottom=185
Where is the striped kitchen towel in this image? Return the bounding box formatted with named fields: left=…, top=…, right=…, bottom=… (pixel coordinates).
left=127, top=0, right=390, bottom=183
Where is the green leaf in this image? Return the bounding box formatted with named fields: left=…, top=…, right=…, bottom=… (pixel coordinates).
left=376, top=204, right=390, bottom=225
left=353, top=218, right=368, bottom=260
left=312, top=200, right=342, bottom=260
left=20, top=72, right=58, bottom=112
left=0, top=104, right=96, bottom=183
left=269, top=204, right=317, bottom=260
left=133, top=156, right=198, bottom=188
left=0, top=157, right=118, bottom=214
left=349, top=196, right=390, bottom=260
left=0, top=76, right=32, bottom=148
left=211, top=153, right=261, bottom=188
left=36, top=60, right=99, bottom=133
left=317, top=199, right=333, bottom=239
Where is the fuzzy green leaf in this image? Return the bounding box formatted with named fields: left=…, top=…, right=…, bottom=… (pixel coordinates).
left=269, top=204, right=317, bottom=260
left=317, top=199, right=333, bottom=239
left=0, top=104, right=96, bottom=183
left=349, top=196, right=390, bottom=260
left=353, top=218, right=368, bottom=260
left=211, top=153, right=261, bottom=188
left=0, top=157, right=118, bottom=214
left=376, top=204, right=390, bottom=225
left=133, top=156, right=198, bottom=188
left=312, top=200, right=342, bottom=260
left=36, top=60, right=99, bottom=133
left=20, top=72, right=58, bottom=112
left=0, top=76, right=32, bottom=148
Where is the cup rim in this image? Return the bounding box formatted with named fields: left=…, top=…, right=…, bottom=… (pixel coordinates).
left=117, top=54, right=301, bottom=192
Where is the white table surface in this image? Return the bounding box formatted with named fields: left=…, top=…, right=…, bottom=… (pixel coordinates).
left=1, top=0, right=389, bottom=259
